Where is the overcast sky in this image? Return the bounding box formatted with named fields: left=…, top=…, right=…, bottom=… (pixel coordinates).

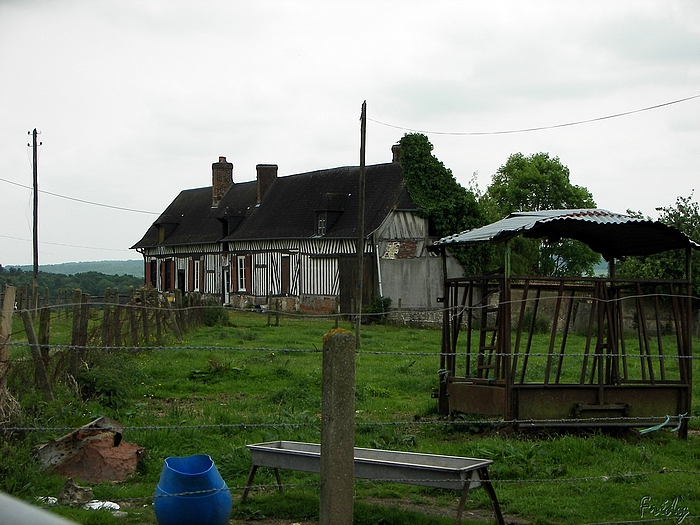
left=1, top=0, right=699, bottom=266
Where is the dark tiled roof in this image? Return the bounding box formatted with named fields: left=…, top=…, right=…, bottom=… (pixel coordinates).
left=132, top=161, right=415, bottom=249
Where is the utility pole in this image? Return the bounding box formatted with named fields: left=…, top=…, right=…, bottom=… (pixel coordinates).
left=29, top=129, right=41, bottom=313
left=355, top=102, right=366, bottom=349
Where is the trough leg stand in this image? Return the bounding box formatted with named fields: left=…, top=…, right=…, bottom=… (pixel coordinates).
left=478, top=467, right=505, bottom=525
left=274, top=468, right=284, bottom=493
left=455, top=482, right=472, bottom=525
left=241, top=465, right=258, bottom=502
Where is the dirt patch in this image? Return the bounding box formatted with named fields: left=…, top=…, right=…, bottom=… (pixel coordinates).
left=230, top=521, right=315, bottom=525
left=228, top=495, right=529, bottom=525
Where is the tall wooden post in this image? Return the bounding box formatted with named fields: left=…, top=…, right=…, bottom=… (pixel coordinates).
left=320, top=329, right=355, bottom=525
left=355, top=101, right=366, bottom=350
left=30, top=129, right=40, bottom=315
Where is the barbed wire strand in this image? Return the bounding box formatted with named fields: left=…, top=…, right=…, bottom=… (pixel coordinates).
left=3, top=413, right=697, bottom=435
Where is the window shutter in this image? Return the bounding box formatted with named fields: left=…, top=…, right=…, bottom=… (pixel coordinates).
left=245, top=255, right=252, bottom=293
left=145, top=261, right=152, bottom=288
left=170, top=260, right=176, bottom=291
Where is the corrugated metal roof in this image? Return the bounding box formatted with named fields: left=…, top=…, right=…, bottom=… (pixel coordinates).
left=434, top=209, right=700, bottom=260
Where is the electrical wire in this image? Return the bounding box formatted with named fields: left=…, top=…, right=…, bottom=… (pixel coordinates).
left=0, top=233, right=130, bottom=252
left=0, top=177, right=159, bottom=215
left=368, top=93, right=700, bottom=136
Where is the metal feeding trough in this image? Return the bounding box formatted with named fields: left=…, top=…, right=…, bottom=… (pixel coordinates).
left=242, top=441, right=504, bottom=525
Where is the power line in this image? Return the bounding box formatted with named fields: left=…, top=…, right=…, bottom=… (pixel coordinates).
left=0, top=233, right=131, bottom=252
left=368, top=93, right=700, bottom=136
left=0, top=177, right=159, bottom=215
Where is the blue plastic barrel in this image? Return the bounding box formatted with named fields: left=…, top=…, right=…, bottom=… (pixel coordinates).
left=154, top=454, right=231, bottom=525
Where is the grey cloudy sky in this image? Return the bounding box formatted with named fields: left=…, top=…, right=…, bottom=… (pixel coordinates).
left=1, top=0, right=699, bottom=265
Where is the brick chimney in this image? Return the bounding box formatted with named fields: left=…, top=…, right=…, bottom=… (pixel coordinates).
left=391, top=143, right=401, bottom=163
left=212, top=156, right=233, bottom=207
left=256, top=164, right=278, bottom=204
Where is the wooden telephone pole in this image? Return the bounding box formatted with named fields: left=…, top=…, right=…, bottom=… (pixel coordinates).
left=355, top=102, right=366, bottom=349
left=29, top=129, right=41, bottom=312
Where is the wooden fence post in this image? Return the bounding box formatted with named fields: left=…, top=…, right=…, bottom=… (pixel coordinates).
left=112, top=288, right=121, bottom=347
left=267, top=293, right=272, bottom=327
left=140, top=288, right=149, bottom=345
left=0, top=286, right=19, bottom=420
left=129, top=287, right=138, bottom=347
left=79, top=293, right=90, bottom=350
left=24, top=283, right=30, bottom=311
left=320, top=328, right=355, bottom=525
left=174, top=290, right=183, bottom=332
left=165, top=296, right=182, bottom=342
left=21, top=310, right=54, bottom=402
left=155, top=301, right=163, bottom=346
left=102, top=288, right=112, bottom=347
left=38, top=306, right=51, bottom=367
left=69, top=289, right=83, bottom=378
left=335, top=296, right=340, bottom=329
left=32, top=283, right=39, bottom=319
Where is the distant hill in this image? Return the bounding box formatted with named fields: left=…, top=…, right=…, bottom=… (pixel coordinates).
left=9, top=260, right=143, bottom=278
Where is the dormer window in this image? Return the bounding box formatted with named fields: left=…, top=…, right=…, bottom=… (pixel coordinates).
left=317, top=212, right=327, bottom=236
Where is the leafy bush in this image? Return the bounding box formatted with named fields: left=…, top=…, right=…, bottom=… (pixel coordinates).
left=77, top=366, right=131, bottom=410
left=202, top=298, right=230, bottom=326
left=363, top=296, right=391, bottom=324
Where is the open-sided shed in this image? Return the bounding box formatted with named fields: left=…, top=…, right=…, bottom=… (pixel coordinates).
left=432, top=209, right=697, bottom=437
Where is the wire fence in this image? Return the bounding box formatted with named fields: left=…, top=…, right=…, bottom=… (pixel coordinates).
left=27, top=471, right=700, bottom=525
left=2, top=290, right=700, bottom=524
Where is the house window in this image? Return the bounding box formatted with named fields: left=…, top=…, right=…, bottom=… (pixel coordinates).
left=193, top=260, right=200, bottom=292
left=237, top=255, right=247, bottom=292
left=163, top=259, right=174, bottom=291
left=317, top=212, right=327, bottom=236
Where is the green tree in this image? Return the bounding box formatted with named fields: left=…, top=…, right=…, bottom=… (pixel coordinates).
left=617, top=194, right=700, bottom=298
left=399, top=133, right=489, bottom=274
left=483, top=152, right=600, bottom=276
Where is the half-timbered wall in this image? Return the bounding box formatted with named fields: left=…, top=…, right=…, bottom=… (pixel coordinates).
left=137, top=209, right=448, bottom=312
left=373, top=210, right=458, bottom=309
left=226, top=238, right=362, bottom=303
left=138, top=244, right=223, bottom=297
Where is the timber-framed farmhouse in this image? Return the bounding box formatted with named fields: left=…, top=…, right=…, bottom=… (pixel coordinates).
left=131, top=145, right=461, bottom=312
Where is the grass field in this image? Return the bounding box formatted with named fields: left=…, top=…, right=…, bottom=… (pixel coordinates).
left=2, top=309, right=700, bottom=524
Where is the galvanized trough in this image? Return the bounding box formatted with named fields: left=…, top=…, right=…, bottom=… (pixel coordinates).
left=242, top=441, right=504, bottom=525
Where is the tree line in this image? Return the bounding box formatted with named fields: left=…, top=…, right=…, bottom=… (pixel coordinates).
left=0, top=267, right=143, bottom=298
